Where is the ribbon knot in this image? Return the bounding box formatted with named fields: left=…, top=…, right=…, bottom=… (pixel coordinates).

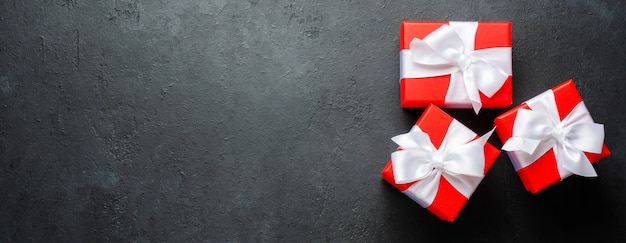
left=548, top=126, right=568, bottom=143
left=400, top=22, right=512, bottom=114
left=431, top=159, right=445, bottom=171
left=502, top=91, right=605, bottom=178
left=455, top=53, right=475, bottom=71
left=391, top=122, right=495, bottom=207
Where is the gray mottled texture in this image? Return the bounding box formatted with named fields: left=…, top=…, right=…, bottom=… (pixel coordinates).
left=1, top=0, right=625, bottom=241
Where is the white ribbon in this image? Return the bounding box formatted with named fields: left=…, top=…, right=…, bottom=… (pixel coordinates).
left=399, top=22, right=512, bottom=113
left=391, top=121, right=495, bottom=207
left=501, top=89, right=605, bottom=178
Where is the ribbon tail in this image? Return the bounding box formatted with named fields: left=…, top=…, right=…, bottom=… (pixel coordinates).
left=444, top=71, right=471, bottom=108
left=471, top=99, right=482, bottom=115
left=558, top=145, right=598, bottom=177
left=391, top=130, right=437, bottom=151
left=442, top=172, right=484, bottom=199
left=462, top=70, right=482, bottom=114
left=502, top=137, right=542, bottom=154
left=443, top=128, right=494, bottom=177
left=402, top=171, right=442, bottom=208
left=476, top=128, right=495, bottom=145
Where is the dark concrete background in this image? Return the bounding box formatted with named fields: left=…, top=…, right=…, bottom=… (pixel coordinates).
left=1, top=0, right=625, bottom=241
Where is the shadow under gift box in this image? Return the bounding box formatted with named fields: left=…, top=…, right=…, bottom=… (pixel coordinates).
left=400, top=21, right=512, bottom=108
left=381, top=104, right=500, bottom=222
left=494, top=80, right=611, bottom=193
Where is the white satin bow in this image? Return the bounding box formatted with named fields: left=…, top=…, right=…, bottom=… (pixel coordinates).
left=391, top=121, right=494, bottom=207
left=502, top=90, right=604, bottom=177
left=400, top=22, right=512, bottom=113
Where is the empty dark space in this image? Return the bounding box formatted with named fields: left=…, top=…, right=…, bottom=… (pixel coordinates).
left=1, top=1, right=625, bottom=242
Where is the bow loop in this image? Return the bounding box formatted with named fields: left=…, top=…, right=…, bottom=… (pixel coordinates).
left=408, top=24, right=469, bottom=70
left=391, top=149, right=438, bottom=184
left=410, top=34, right=462, bottom=67
left=468, top=59, right=510, bottom=97
left=564, top=123, right=604, bottom=153
left=501, top=108, right=562, bottom=163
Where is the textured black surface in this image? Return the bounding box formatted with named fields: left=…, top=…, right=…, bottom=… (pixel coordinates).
left=1, top=0, right=625, bottom=241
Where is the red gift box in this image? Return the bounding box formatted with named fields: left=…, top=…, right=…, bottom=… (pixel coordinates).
left=382, top=104, right=500, bottom=222
left=400, top=21, right=512, bottom=113
left=494, top=80, right=611, bottom=193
